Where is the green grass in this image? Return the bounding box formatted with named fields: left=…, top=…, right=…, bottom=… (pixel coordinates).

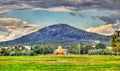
left=0, top=55, right=120, bottom=71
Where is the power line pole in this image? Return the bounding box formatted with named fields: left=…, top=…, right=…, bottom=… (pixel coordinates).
left=79, top=43, right=81, bottom=55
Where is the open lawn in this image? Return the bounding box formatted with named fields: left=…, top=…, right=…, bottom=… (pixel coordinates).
left=0, top=55, right=120, bottom=71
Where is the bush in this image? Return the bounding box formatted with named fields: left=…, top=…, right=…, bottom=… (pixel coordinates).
left=103, top=49, right=113, bottom=55
left=25, top=50, right=36, bottom=56
left=68, top=45, right=80, bottom=54
left=88, top=49, right=102, bottom=55
left=9, top=51, right=16, bottom=56
left=88, top=49, right=113, bottom=55
left=32, top=45, right=54, bottom=55
left=95, top=43, right=106, bottom=49
left=83, top=45, right=94, bottom=54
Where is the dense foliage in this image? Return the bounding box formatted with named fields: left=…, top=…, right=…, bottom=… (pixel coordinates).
left=68, top=42, right=114, bottom=55
left=32, top=45, right=54, bottom=55
left=0, top=46, right=54, bottom=56
left=0, top=42, right=116, bottom=56
left=111, top=31, right=120, bottom=55
left=95, top=43, right=106, bottom=49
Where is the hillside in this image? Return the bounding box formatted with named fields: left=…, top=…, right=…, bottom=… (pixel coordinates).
left=0, top=24, right=110, bottom=46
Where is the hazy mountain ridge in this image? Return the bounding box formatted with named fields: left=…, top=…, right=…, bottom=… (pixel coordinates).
left=0, top=24, right=110, bottom=46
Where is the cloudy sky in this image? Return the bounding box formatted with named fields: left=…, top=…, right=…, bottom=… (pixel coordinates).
left=0, top=0, right=120, bottom=13
left=0, top=0, right=120, bottom=41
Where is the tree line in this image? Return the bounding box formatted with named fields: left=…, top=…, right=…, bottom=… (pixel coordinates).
left=0, top=42, right=120, bottom=56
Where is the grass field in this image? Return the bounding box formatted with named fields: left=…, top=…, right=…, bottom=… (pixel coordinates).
left=0, top=55, right=120, bottom=71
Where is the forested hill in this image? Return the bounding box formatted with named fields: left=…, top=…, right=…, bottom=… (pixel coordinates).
left=0, top=24, right=110, bottom=46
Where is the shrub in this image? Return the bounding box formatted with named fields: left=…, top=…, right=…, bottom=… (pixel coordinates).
left=88, top=49, right=113, bottom=55
left=32, top=45, right=54, bottom=55
left=9, top=51, right=16, bottom=56
left=95, top=43, right=106, bottom=49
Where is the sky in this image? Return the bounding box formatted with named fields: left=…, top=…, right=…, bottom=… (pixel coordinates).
left=0, top=0, right=120, bottom=41
left=1, top=10, right=111, bottom=29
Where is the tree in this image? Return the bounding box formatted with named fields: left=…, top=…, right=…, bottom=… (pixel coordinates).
left=111, top=31, right=120, bottom=55
left=112, top=43, right=120, bottom=55
left=68, top=45, right=79, bottom=54
left=68, top=45, right=85, bottom=54
left=0, top=47, right=8, bottom=56
left=84, top=45, right=94, bottom=54
left=95, top=43, right=106, bottom=49
left=32, top=45, right=53, bottom=55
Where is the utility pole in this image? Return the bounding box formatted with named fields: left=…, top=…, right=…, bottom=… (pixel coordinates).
left=79, top=43, right=81, bottom=55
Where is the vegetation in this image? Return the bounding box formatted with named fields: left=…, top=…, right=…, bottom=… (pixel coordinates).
left=68, top=45, right=93, bottom=54
left=95, top=42, right=106, bottom=49
left=88, top=49, right=112, bottom=55
left=111, top=31, right=120, bottom=55
left=0, top=46, right=54, bottom=56
left=32, top=45, right=54, bottom=55
left=67, top=42, right=112, bottom=55
left=0, top=55, right=120, bottom=71
left=0, top=30, right=119, bottom=71
left=0, top=42, right=116, bottom=56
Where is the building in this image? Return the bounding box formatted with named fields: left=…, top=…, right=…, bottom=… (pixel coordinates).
left=54, top=45, right=67, bottom=55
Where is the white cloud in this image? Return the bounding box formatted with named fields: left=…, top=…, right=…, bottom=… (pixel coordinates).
left=0, top=18, right=40, bottom=41
left=86, top=24, right=115, bottom=35
left=32, top=6, right=74, bottom=12
left=0, top=0, right=119, bottom=14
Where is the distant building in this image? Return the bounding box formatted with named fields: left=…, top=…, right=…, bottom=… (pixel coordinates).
left=54, top=45, right=67, bottom=55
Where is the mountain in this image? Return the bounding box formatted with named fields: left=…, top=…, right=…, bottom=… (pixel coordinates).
left=0, top=24, right=110, bottom=46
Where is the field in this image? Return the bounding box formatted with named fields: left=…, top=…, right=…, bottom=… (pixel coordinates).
left=0, top=55, right=120, bottom=71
